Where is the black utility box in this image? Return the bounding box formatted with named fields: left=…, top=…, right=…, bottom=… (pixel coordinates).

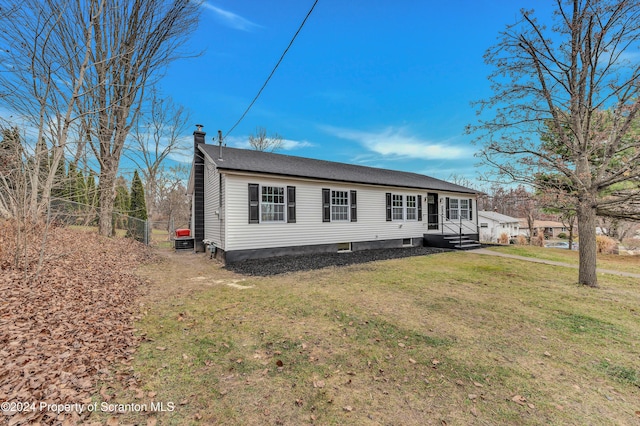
left=174, top=237, right=195, bottom=251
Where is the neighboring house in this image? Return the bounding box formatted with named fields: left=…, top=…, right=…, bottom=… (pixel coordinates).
left=477, top=211, right=520, bottom=243
left=518, top=219, right=570, bottom=239
left=187, top=128, right=480, bottom=262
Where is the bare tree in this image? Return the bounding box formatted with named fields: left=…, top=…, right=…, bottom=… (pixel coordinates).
left=128, top=89, right=191, bottom=218
left=248, top=127, right=284, bottom=152
left=597, top=217, right=638, bottom=242
left=75, top=0, right=200, bottom=237
left=155, top=164, right=190, bottom=232
left=0, top=0, right=100, bottom=220
left=0, top=0, right=200, bottom=240
left=447, top=173, right=481, bottom=192
left=471, top=0, right=640, bottom=287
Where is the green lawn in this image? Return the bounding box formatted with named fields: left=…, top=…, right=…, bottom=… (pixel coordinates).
left=97, top=249, right=639, bottom=425
left=487, top=244, right=640, bottom=275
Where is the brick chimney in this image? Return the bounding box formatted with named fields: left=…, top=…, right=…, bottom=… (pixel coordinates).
left=193, top=125, right=206, bottom=252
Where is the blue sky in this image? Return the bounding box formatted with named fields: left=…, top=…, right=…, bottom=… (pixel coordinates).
left=161, top=1, right=556, bottom=184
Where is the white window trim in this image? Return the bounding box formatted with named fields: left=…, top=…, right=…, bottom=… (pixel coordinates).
left=447, top=197, right=472, bottom=221
left=460, top=199, right=469, bottom=220
left=406, top=195, right=418, bottom=221
left=389, top=193, right=421, bottom=222
left=449, top=198, right=459, bottom=220
left=331, top=190, right=350, bottom=222
left=260, top=185, right=286, bottom=223
left=392, top=194, right=404, bottom=221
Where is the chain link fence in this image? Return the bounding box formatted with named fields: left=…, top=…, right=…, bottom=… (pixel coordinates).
left=49, top=198, right=149, bottom=245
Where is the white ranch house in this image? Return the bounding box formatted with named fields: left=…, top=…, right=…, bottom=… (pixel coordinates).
left=477, top=210, right=520, bottom=243
left=187, top=128, right=480, bottom=262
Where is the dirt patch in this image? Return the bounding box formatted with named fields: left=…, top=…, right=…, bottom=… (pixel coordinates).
left=135, top=250, right=245, bottom=304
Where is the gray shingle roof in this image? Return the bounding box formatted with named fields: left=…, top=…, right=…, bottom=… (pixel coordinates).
left=199, top=144, right=477, bottom=194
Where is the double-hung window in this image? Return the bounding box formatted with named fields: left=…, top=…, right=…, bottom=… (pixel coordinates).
left=261, top=186, right=285, bottom=222
left=331, top=190, right=349, bottom=221
left=406, top=195, right=417, bottom=220
left=446, top=197, right=473, bottom=221
left=249, top=184, right=296, bottom=224
left=460, top=199, right=469, bottom=220
left=392, top=194, right=404, bottom=220
left=386, top=193, right=422, bottom=222
left=323, top=189, right=357, bottom=222
left=449, top=198, right=459, bottom=220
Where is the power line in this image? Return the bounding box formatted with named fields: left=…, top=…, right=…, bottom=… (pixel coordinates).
left=224, top=0, right=319, bottom=139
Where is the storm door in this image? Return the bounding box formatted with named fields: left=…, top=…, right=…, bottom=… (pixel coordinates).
left=427, top=193, right=438, bottom=230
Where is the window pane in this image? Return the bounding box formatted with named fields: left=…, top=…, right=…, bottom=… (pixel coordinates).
left=261, top=186, right=285, bottom=222
left=331, top=190, right=349, bottom=221
left=406, top=195, right=417, bottom=220
left=332, top=206, right=348, bottom=221
left=392, top=194, right=403, bottom=220
left=460, top=199, right=468, bottom=220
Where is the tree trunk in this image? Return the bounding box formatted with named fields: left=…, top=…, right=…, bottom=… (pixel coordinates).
left=577, top=196, right=598, bottom=287
left=568, top=222, right=574, bottom=251
left=97, top=158, right=117, bottom=237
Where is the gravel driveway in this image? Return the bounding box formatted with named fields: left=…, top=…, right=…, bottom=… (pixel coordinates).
left=225, top=246, right=448, bottom=276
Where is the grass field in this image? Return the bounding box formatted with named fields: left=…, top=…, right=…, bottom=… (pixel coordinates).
left=486, top=245, right=640, bottom=275
left=103, top=248, right=639, bottom=425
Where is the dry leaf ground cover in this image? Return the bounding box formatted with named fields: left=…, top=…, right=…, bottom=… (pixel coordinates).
left=0, top=222, right=151, bottom=425
left=120, top=248, right=640, bottom=426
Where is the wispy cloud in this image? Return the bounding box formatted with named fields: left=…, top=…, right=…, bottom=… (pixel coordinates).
left=200, top=2, right=262, bottom=31
left=281, top=139, right=314, bottom=150
left=225, top=135, right=314, bottom=151
left=322, top=126, right=472, bottom=161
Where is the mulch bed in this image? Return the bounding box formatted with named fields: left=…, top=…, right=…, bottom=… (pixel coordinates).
left=0, top=222, right=152, bottom=425
left=225, top=246, right=448, bottom=276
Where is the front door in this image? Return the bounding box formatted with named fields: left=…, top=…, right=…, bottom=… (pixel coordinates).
left=427, top=193, right=438, bottom=230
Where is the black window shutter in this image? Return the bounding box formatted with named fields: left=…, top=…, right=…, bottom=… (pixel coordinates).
left=287, top=186, right=296, bottom=223
left=386, top=193, right=392, bottom=221
left=248, top=183, right=259, bottom=223
left=417, top=195, right=423, bottom=221
left=469, top=198, right=473, bottom=221
left=445, top=197, right=450, bottom=220
left=322, top=188, right=331, bottom=222
left=350, top=190, right=357, bottom=222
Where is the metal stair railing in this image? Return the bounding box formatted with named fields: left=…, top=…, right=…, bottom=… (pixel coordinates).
left=439, top=214, right=479, bottom=248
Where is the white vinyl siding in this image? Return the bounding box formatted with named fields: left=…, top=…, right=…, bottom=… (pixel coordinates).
left=204, top=158, right=224, bottom=249
left=223, top=175, right=434, bottom=251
